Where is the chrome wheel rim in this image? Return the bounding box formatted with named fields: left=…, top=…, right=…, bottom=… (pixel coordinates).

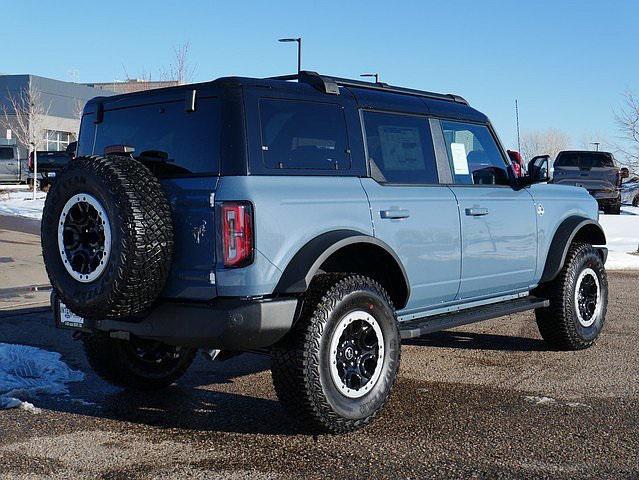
left=574, top=268, right=601, bottom=328
left=329, top=310, right=385, bottom=399
left=58, top=193, right=111, bottom=283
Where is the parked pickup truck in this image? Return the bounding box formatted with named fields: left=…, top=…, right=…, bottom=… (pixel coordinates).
left=552, top=150, right=624, bottom=214
left=0, top=143, right=27, bottom=184
left=28, top=143, right=76, bottom=188
left=41, top=72, right=608, bottom=433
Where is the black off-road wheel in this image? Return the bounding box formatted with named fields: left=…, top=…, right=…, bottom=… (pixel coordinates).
left=83, top=333, right=196, bottom=390
left=535, top=243, right=608, bottom=350
left=271, top=274, right=401, bottom=433
left=41, top=155, right=173, bottom=319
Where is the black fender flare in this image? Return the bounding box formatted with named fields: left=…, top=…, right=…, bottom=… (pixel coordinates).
left=274, top=229, right=410, bottom=301
left=540, top=216, right=607, bottom=283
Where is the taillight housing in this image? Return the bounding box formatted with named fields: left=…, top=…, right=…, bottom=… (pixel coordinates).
left=220, top=202, right=254, bottom=268
left=28, top=152, right=33, bottom=171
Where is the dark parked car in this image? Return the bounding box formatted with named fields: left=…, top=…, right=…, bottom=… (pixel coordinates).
left=552, top=150, right=623, bottom=214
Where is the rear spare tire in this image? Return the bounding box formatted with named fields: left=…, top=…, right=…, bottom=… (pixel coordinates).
left=41, top=155, right=173, bottom=319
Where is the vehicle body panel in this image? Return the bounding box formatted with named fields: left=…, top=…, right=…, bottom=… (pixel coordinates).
left=449, top=185, right=537, bottom=299
left=525, top=183, right=600, bottom=281
left=214, top=175, right=373, bottom=297
left=361, top=178, right=462, bottom=310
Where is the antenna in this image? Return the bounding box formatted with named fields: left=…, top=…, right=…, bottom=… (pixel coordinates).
left=515, top=99, right=521, bottom=153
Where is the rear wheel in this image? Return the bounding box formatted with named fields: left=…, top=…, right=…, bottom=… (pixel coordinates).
left=535, top=243, right=607, bottom=350
left=83, top=333, right=196, bottom=390
left=271, top=274, right=401, bottom=433
left=633, top=194, right=639, bottom=207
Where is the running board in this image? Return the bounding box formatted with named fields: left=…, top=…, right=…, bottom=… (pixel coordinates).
left=399, top=296, right=549, bottom=340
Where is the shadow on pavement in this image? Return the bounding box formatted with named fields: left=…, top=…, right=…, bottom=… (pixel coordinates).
left=403, top=330, right=548, bottom=352
left=0, top=306, right=303, bottom=435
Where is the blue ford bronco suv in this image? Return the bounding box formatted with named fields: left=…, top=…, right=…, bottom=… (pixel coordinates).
left=41, top=71, right=608, bottom=433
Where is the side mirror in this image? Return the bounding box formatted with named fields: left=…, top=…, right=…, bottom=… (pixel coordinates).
left=621, top=167, right=630, bottom=179
left=526, top=155, right=550, bottom=184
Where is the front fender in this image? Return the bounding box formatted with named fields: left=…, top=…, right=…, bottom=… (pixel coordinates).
left=540, top=216, right=607, bottom=283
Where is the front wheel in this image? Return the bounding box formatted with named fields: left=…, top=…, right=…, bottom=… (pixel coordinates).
left=535, top=243, right=608, bottom=350
left=271, top=274, right=401, bottom=433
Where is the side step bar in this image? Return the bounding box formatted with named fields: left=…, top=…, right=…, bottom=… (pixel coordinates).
left=399, top=296, right=549, bottom=340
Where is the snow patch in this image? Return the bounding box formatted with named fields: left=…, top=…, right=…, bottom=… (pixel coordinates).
left=0, top=190, right=46, bottom=220
left=524, top=395, right=588, bottom=408
left=599, top=206, right=639, bottom=270
left=0, top=343, right=84, bottom=411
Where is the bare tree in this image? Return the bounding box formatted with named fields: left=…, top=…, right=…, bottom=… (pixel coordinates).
left=613, top=90, right=639, bottom=170
left=579, top=131, right=609, bottom=151
left=519, top=128, right=571, bottom=163
left=72, top=98, right=86, bottom=121
left=161, top=42, right=196, bottom=85
left=0, top=85, right=50, bottom=199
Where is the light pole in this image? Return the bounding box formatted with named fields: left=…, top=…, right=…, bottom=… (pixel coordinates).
left=360, top=73, right=380, bottom=83
left=278, top=37, right=302, bottom=74
left=591, top=142, right=600, bottom=151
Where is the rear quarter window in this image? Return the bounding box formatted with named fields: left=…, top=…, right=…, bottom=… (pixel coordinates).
left=259, top=98, right=350, bottom=171
left=91, top=98, right=221, bottom=176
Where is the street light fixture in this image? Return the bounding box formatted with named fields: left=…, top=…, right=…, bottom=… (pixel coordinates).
left=278, top=37, right=302, bottom=74
left=591, top=142, right=601, bottom=151
left=360, top=73, right=380, bottom=83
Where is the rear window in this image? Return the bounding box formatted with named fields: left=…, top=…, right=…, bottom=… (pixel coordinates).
left=0, top=147, right=14, bottom=160
left=259, top=99, right=350, bottom=170
left=555, top=152, right=615, bottom=168
left=90, top=98, right=221, bottom=176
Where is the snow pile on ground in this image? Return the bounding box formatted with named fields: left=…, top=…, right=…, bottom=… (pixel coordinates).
left=599, top=206, right=639, bottom=270
left=0, top=190, right=46, bottom=220
left=0, top=343, right=84, bottom=412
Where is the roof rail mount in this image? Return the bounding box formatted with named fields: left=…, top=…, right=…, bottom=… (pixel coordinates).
left=267, top=70, right=468, bottom=104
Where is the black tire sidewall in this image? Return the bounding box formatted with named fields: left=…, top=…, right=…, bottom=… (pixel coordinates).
left=42, top=165, right=125, bottom=317
left=567, top=249, right=608, bottom=342
left=317, top=287, right=400, bottom=421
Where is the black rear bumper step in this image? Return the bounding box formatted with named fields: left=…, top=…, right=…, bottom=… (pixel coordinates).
left=399, top=296, right=549, bottom=340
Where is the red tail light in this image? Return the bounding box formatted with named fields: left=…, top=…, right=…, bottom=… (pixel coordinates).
left=28, top=152, right=33, bottom=171
left=220, top=202, right=254, bottom=268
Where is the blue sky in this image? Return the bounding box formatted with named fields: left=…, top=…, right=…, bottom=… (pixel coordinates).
left=2, top=0, right=637, bottom=150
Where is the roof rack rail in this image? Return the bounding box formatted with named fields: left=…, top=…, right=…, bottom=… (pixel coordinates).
left=267, top=71, right=468, bottom=105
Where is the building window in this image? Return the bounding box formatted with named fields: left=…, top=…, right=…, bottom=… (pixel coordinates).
left=45, top=130, right=75, bottom=151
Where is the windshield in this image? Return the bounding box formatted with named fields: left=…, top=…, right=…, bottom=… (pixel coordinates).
left=555, top=152, right=614, bottom=168
left=0, top=147, right=14, bottom=160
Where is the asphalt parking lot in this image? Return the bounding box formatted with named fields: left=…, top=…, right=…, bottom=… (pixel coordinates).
left=0, top=266, right=637, bottom=479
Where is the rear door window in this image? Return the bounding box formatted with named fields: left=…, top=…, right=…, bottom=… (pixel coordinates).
left=92, top=99, right=221, bottom=176
left=259, top=99, right=350, bottom=170
left=362, top=111, right=438, bottom=184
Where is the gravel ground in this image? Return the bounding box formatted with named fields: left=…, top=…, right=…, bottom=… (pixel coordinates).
left=0, top=272, right=637, bottom=479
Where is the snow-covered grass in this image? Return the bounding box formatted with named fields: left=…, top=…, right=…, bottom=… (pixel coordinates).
left=599, top=206, right=639, bottom=270
left=0, top=190, right=46, bottom=220
left=0, top=343, right=84, bottom=412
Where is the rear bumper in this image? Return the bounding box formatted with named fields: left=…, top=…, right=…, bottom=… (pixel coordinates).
left=589, top=189, right=620, bottom=201
left=54, top=295, right=300, bottom=350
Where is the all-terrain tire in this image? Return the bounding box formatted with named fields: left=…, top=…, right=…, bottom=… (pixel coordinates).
left=83, top=333, right=196, bottom=390
left=41, top=155, right=173, bottom=319
left=535, top=243, right=608, bottom=350
left=271, top=274, right=401, bottom=433
left=632, top=194, right=639, bottom=207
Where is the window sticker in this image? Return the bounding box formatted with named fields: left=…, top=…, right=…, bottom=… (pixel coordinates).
left=377, top=126, right=425, bottom=170
left=451, top=142, right=469, bottom=175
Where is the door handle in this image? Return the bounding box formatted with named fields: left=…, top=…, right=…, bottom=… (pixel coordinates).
left=380, top=209, right=410, bottom=219
left=465, top=207, right=489, bottom=216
